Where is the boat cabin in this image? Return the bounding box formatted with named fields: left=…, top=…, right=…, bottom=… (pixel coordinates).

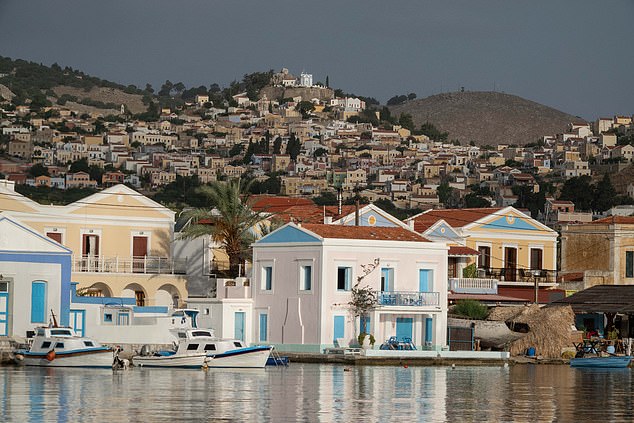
left=30, top=327, right=104, bottom=353
left=168, top=329, right=246, bottom=356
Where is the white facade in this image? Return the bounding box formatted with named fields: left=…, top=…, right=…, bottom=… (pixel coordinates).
left=251, top=223, right=449, bottom=353
left=299, top=72, right=313, bottom=87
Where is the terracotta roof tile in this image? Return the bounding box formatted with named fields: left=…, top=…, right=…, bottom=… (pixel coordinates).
left=301, top=224, right=429, bottom=242
left=250, top=195, right=314, bottom=213
left=411, top=208, right=503, bottom=232
left=448, top=246, right=479, bottom=256
left=274, top=205, right=361, bottom=224
left=591, top=216, right=634, bottom=225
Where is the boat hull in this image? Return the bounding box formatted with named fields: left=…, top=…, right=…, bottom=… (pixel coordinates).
left=21, top=348, right=114, bottom=368
left=206, top=346, right=272, bottom=368
left=133, top=353, right=207, bottom=369
left=570, top=356, right=632, bottom=368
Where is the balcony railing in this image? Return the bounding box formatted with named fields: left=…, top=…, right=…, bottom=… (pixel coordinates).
left=478, top=267, right=557, bottom=284
left=449, top=278, right=498, bottom=294
left=72, top=255, right=187, bottom=275
left=377, top=291, right=440, bottom=307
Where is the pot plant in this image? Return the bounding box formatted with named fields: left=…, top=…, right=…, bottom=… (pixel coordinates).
left=358, top=332, right=376, bottom=349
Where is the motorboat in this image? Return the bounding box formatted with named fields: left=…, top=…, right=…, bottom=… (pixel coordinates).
left=570, top=356, right=632, bottom=368
left=16, top=326, right=114, bottom=368
left=133, top=328, right=272, bottom=369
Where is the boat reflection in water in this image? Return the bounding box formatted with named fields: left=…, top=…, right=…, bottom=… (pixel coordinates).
left=1, top=364, right=633, bottom=421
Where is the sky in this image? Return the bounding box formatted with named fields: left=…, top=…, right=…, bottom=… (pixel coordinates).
left=0, top=0, right=633, bottom=120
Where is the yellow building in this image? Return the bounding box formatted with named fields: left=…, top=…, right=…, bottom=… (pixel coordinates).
left=406, top=206, right=558, bottom=302
left=0, top=180, right=187, bottom=307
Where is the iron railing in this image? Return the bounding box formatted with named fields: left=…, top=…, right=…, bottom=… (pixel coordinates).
left=377, top=291, right=440, bottom=307
left=72, top=255, right=187, bottom=275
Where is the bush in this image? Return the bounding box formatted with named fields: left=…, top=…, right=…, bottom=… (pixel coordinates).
left=453, top=300, right=488, bottom=320
left=462, top=263, right=478, bottom=278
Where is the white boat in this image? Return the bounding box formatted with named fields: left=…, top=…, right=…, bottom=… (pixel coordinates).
left=17, top=326, right=114, bottom=368
left=133, top=328, right=272, bottom=369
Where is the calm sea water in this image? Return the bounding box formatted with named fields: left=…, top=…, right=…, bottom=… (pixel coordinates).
left=1, top=363, right=632, bottom=422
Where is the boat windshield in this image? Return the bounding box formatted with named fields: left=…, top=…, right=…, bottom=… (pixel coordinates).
left=191, top=331, right=212, bottom=338
left=50, top=329, right=73, bottom=336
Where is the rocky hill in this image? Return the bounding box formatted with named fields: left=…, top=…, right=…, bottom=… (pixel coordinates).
left=389, top=91, right=583, bottom=146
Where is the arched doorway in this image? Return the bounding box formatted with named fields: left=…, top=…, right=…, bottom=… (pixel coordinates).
left=122, top=283, right=147, bottom=306
left=156, top=284, right=182, bottom=308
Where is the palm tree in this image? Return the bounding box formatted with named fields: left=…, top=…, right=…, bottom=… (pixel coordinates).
left=180, top=179, right=267, bottom=277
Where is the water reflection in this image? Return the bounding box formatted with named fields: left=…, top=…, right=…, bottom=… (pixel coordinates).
left=0, top=364, right=632, bottom=422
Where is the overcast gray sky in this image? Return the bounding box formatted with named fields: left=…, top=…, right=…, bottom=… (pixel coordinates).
left=1, top=0, right=632, bottom=119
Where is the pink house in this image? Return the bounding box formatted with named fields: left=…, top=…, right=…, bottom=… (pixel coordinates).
left=252, top=223, right=449, bottom=353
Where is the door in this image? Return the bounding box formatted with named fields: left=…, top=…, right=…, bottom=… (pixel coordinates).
left=132, top=236, right=148, bottom=273
left=82, top=234, right=100, bottom=271
left=234, top=311, right=246, bottom=342
left=31, top=281, right=47, bottom=324
left=70, top=309, right=85, bottom=336
left=0, top=281, right=9, bottom=336
left=396, top=317, right=413, bottom=341
left=504, top=247, right=517, bottom=281
left=259, top=314, right=268, bottom=342
left=419, top=270, right=432, bottom=292
left=333, top=315, right=345, bottom=344
left=117, top=312, right=130, bottom=326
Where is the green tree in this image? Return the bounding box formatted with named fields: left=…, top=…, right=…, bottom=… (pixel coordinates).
left=69, top=158, right=90, bottom=174
left=285, top=134, right=301, bottom=160
left=297, top=101, right=315, bottom=119
left=398, top=113, right=415, bottom=131
left=28, top=163, right=49, bottom=177
left=272, top=136, right=282, bottom=154
left=464, top=193, right=490, bottom=208
left=437, top=182, right=454, bottom=205
left=559, top=175, right=594, bottom=211
left=180, top=179, right=268, bottom=277
left=593, top=173, right=617, bottom=212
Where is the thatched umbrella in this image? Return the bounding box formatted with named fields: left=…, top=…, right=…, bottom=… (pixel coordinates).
left=494, top=304, right=576, bottom=358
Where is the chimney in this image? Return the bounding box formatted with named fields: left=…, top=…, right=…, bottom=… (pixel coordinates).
left=324, top=216, right=333, bottom=224
left=408, top=220, right=415, bottom=230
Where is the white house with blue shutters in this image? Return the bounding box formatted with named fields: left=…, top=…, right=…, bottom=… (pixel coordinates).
left=251, top=222, right=449, bottom=353
left=0, top=215, right=72, bottom=338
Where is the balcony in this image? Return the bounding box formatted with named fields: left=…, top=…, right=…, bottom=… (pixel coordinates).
left=478, top=267, right=557, bottom=285
left=72, top=255, right=187, bottom=275
left=377, top=291, right=440, bottom=307
left=449, top=278, right=498, bottom=294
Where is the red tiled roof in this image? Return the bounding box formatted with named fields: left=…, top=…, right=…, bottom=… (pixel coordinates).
left=411, top=208, right=503, bottom=232
left=448, top=293, right=527, bottom=303
left=448, top=246, right=479, bottom=256
left=591, top=216, right=634, bottom=225
left=274, top=205, right=359, bottom=224
left=301, top=224, right=429, bottom=242
left=250, top=195, right=314, bottom=213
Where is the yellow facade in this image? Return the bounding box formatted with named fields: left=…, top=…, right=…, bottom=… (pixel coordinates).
left=0, top=182, right=187, bottom=306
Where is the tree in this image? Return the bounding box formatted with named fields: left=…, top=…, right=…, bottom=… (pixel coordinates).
left=313, top=147, right=328, bottom=158
left=272, top=136, right=282, bottom=155
left=437, top=182, right=454, bottom=205
left=180, top=179, right=268, bottom=277
left=398, top=113, right=415, bottom=131
left=464, top=193, right=490, bottom=208
left=285, top=134, right=301, bottom=160
left=69, top=158, right=90, bottom=174
left=297, top=101, right=315, bottom=119
left=325, top=75, right=329, bottom=88
left=348, top=258, right=380, bottom=340
left=593, top=173, right=617, bottom=212
left=28, top=163, right=49, bottom=177
left=559, top=175, right=594, bottom=211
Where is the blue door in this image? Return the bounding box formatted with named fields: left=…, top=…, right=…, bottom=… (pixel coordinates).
left=333, top=316, right=345, bottom=344
left=259, top=313, right=268, bottom=342
left=425, top=318, right=433, bottom=344
left=396, top=317, right=413, bottom=341
left=234, top=312, right=246, bottom=341
left=70, top=310, right=86, bottom=336
left=360, top=316, right=371, bottom=334
left=0, top=281, right=9, bottom=336
left=419, top=270, right=432, bottom=292
left=31, top=281, right=47, bottom=323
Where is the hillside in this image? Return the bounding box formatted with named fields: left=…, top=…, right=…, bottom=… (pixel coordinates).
left=389, top=91, right=583, bottom=146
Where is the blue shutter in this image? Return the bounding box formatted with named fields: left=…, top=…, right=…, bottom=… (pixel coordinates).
left=626, top=252, right=634, bottom=278
left=31, top=281, right=47, bottom=323
left=419, top=270, right=431, bottom=292
left=425, top=318, right=433, bottom=344
left=259, top=314, right=268, bottom=342
left=360, top=316, right=371, bottom=334
left=333, top=316, right=345, bottom=343
left=345, top=267, right=351, bottom=291
left=264, top=266, right=272, bottom=290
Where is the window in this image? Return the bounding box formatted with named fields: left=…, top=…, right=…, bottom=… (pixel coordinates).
left=233, top=342, right=243, bottom=348
left=204, top=344, right=216, bottom=351
left=478, top=246, right=491, bottom=269
left=300, top=265, right=312, bottom=291
left=54, top=343, right=64, bottom=349
left=83, top=341, right=94, bottom=347
left=381, top=268, right=394, bottom=292
left=41, top=341, right=51, bottom=349
left=135, top=291, right=146, bottom=306
left=627, top=251, right=634, bottom=278
left=261, top=266, right=273, bottom=290
left=337, top=267, right=352, bottom=291
left=186, top=344, right=199, bottom=351
left=530, top=248, right=543, bottom=270
left=104, top=313, right=113, bottom=323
